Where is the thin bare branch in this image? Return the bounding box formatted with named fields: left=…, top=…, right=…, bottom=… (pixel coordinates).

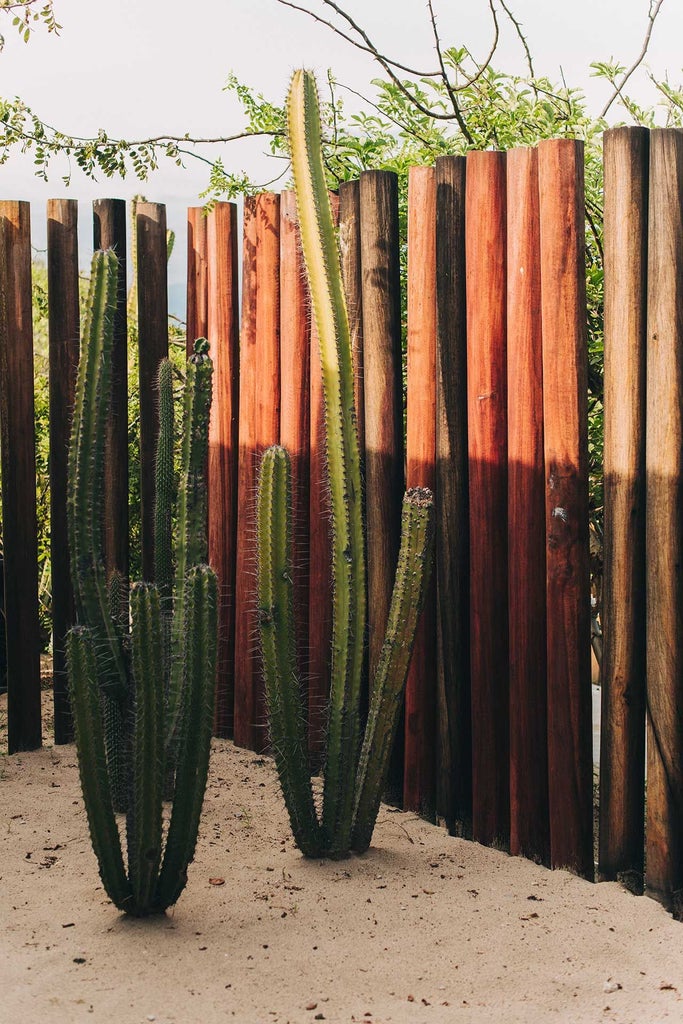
left=498, top=0, right=535, bottom=81
left=426, top=0, right=474, bottom=142
left=336, top=81, right=442, bottom=150
left=600, top=0, right=666, bottom=119
left=275, top=0, right=439, bottom=77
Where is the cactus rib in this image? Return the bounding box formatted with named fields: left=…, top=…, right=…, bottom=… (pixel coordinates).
left=128, top=583, right=165, bottom=915
left=67, top=627, right=131, bottom=910
left=288, top=69, right=366, bottom=855
left=257, top=446, right=323, bottom=857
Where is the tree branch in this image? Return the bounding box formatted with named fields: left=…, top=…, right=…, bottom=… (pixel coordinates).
left=600, top=0, right=666, bottom=119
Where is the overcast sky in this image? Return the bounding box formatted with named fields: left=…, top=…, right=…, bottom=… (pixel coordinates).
left=2, top=0, right=682, bottom=312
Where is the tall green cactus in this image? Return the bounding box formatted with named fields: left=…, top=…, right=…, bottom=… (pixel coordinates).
left=66, top=249, right=217, bottom=915
left=256, top=69, right=435, bottom=859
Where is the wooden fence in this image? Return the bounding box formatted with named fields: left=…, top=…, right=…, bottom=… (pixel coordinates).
left=0, top=127, right=681, bottom=912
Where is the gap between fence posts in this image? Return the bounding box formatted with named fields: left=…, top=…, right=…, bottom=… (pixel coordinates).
left=600, top=126, right=648, bottom=884
left=136, top=202, right=169, bottom=582
left=434, top=155, right=471, bottom=837
left=506, top=148, right=549, bottom=865
left=645, top=128, right=683, bottom=909
left=206, top=202, right=239, bottom=738
left=48, top=198, right=80, bottom=745
left=465, top=150, right=510, bottom=850
left=0, top=200, right=41, bottom=752
left=538, top=138, right=593, bottom=880
left=404, top=165, right=437, bottom=821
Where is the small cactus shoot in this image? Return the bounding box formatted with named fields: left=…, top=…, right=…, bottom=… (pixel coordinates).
left=256, top=70, right=435, bottom=858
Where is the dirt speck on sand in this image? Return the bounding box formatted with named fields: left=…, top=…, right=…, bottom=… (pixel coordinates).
left=2, top=688, right=683, bottom=1023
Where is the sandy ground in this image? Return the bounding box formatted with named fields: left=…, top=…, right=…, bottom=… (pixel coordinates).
left=2, top=690, right=683, bottom=1024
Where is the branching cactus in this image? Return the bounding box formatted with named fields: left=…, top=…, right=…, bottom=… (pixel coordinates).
left=256, top=69, right=435, bottom=859
left=66, top=249, right=217, bottom=915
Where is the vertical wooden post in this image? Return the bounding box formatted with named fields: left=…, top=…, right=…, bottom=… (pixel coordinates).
left=465, top=151, right=509, bottom=848
left=206, top=202, right=240, bottom=738
left=187, top=206, right=208, bottom=355
left=645, top=128, right=683, bottom=908
left=93, top=200, right=129, bottom=586
left=434, top=155, right=471, bottom=835
left=234, top=193, right=280, bottom=752
left=404, top=166, right=437, bottom=819
left=506, top=148, right=549, bottom=864
left=279, top=191, right=311, bottom=741
left=48, top=198, right=80, bottom=744
left=339, top=181, right=365, bottom=456
left=360, top=170, right=404, bottom=802
left=0, top=201, right=41, bottom=752
left=600, top=126, right=648, bottom=883
left=136, top=202, right=168, bottom=582
left=538, top=139, right=593, bottom=879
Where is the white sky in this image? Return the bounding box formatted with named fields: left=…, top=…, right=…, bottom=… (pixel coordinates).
left=2, top=0, right=683, bottom=313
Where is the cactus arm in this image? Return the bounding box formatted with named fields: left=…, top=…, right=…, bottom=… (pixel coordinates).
left=67, top=249, right=128, bottom=701
left=66, top=626, right=131, bottom=911
left=167, top=339, right=213, bottom=749
left=257, top=446, right=324, bottom=857
left=351, top=488, right=435, bottom=854
left=154, top=359, right=175, bottom=604
left=156, top=565, right=217, bottom=911
left=288, top=69, right=366, bottom=854
left=125, top=583, right=165, bottom=915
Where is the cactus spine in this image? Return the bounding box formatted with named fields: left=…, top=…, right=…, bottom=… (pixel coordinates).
left=256, top=70, right=435, bottom=858
left=67, top=249, right=217, bottom=915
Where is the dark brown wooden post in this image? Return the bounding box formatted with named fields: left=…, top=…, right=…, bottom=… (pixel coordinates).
left=465, top=151, right=509, bottom=849
left=233, top=193, right=280, bottom=752
left=506, top=148, right=549, bottom=864
left=136, top=202, right=168, bottom=582
left=600, top=126, right=648, bottom=884
left=0, top=201, right=42, bottom=752
left=206, top=202, right=240, bottom=738
left=187, top=206, right=208, bottom=356
left=279, top=191, right=311, bottom=740
left=645, top=128, right=683, bottom=908
left=434, top=155, right=471, bottom=836
left=404, top=166, right=437, bottom=820
left=538, top=139, right=593, bottom=879
left=93, top=199, right=129, bottom=588
left=48, top=198, right=80, bottom=744
left=359, top=170, right=404, bottom=802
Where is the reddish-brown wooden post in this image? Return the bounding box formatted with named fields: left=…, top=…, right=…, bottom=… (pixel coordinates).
left=206, top=202, right=240, bottom=738
left=404, top=166, right=437, bottom=819
left=307, top=193, right=340, bottom=760
left=434, top=155, right=471, bottom=836
left=360, top=170, right=404, bottom=802
left=645, top=128, right=683, bottom=908
left=600, top=126, right=648, bottom=883
left=234, top=193, right=280, bottom=752
left=279, top=191, right=311, bottom=735
left=187, top=206, right=208, bottom=355
left=465, top=151, right=509, bottom=848
left=93, top=200, right=129, bottom=588
left=136, top=202, right=169, bottom=581
left=506, top=148, right=549, bottom=864
left=0, top=202, right=42, bottom=752
left=48, top=199, right=80, bottom=744
left=538, top=139, right=593, bottom=879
